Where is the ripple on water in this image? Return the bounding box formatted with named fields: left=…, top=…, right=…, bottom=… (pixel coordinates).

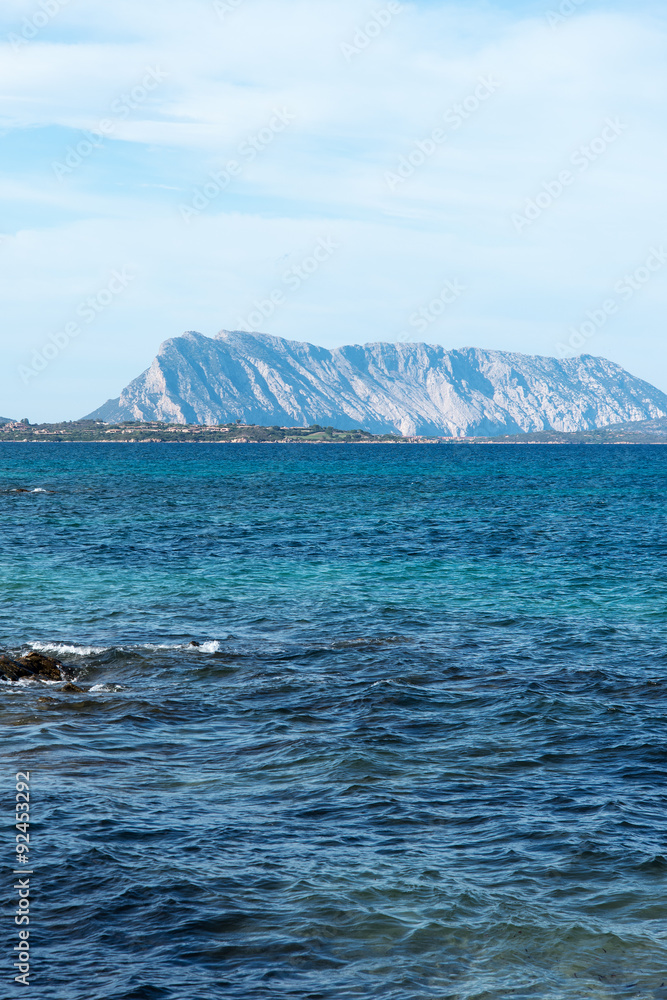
left=2, top=444, right=667, bottom=998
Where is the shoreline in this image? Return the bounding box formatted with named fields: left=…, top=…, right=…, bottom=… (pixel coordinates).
left=3, top=439, right=667, bottom=446
left=3, top=419, right=667, bottom=446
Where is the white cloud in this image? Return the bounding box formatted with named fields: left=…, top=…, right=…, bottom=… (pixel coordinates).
left=0, top=0, right=665, bottom=420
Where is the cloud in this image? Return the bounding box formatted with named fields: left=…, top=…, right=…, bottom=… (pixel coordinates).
left=0, top=0, right=665, bottom=420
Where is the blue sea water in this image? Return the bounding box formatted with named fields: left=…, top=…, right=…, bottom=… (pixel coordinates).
left=1, top=442, right=667, bottom=1000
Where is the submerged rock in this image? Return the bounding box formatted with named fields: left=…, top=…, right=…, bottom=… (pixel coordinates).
left=0, top=651, right=75, bottom=683
left=0, top=657, right=33, bottom=682
left=21, top=651, right=67, bottom=680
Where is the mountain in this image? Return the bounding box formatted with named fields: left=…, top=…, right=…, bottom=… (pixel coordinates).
left=84, top=330, right=667, bottom=437
left=0, top=416, right=14, bottom=424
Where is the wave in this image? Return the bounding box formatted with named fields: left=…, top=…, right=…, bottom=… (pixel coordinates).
left=123, top=640, right=223, bottom=653
left=27, top=639, right=222, bottom=656
left=28, top=641, right=111, bottom=656
left=0, top=675, right=62, bottom=687
left=4, top=487, right=53, bottom=493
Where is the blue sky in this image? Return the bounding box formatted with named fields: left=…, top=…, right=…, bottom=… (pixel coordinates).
left=1, top=0, right=665, bottom=421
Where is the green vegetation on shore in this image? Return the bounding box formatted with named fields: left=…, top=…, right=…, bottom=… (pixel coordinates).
left=0, top=420, right=412, bottom=444
left=2, top=417, right=667, bottom=444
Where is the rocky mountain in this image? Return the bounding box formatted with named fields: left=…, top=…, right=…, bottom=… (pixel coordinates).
left=84, top=330, right=667, bottom=437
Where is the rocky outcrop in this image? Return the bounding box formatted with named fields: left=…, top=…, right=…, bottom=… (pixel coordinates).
left=0, top=651, right=75, bottom=683
left=84, top=330, right=667, bottom=437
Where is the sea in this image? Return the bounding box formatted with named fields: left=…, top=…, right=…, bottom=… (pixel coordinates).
left=2, top=442, right=666, bottom=1000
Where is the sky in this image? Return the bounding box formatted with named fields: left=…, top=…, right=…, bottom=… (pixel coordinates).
left=0, top=0, right=665, bottom=422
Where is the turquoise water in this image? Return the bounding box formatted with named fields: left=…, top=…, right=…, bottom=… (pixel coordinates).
left=2, top=443, right=667, bottom=999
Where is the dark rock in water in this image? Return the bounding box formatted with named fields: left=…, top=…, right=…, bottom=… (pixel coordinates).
left=20, top=652, right=65, bottom=680
left=61, top=683, right=84, bottom=693
left=0, top=656, right=35, bottom=681
left=0, top=651, right=75, bottom=683
left=189, top=640, right=201, bottom=647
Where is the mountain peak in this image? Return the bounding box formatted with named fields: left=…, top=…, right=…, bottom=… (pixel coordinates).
left=84, top=331, right=667, bottom=436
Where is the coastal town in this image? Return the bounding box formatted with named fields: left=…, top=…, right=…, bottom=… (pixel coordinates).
left=2, top=417, right=667, bottom=445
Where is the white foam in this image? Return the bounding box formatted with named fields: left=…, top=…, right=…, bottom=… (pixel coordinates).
left=30, top=488, right=48, bottom=493
left=195, top=640, right=222, bottom=653
left=29, top=641, right=109, bottom=656
left=139, top=640, right=222, bottom=653
left=26, top=640, right=222, bottom=658
left=16, top=676, right=60, bottom=687
left=140, top=642, right=183, bottom=651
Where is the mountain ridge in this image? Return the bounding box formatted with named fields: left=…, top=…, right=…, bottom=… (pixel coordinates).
left=84, top=330, right=667, bottom=437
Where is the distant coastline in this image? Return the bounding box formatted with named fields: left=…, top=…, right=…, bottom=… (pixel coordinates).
left=3, top=419, right=667, bottom=445
left=83, top=331, right=667, bottom=438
